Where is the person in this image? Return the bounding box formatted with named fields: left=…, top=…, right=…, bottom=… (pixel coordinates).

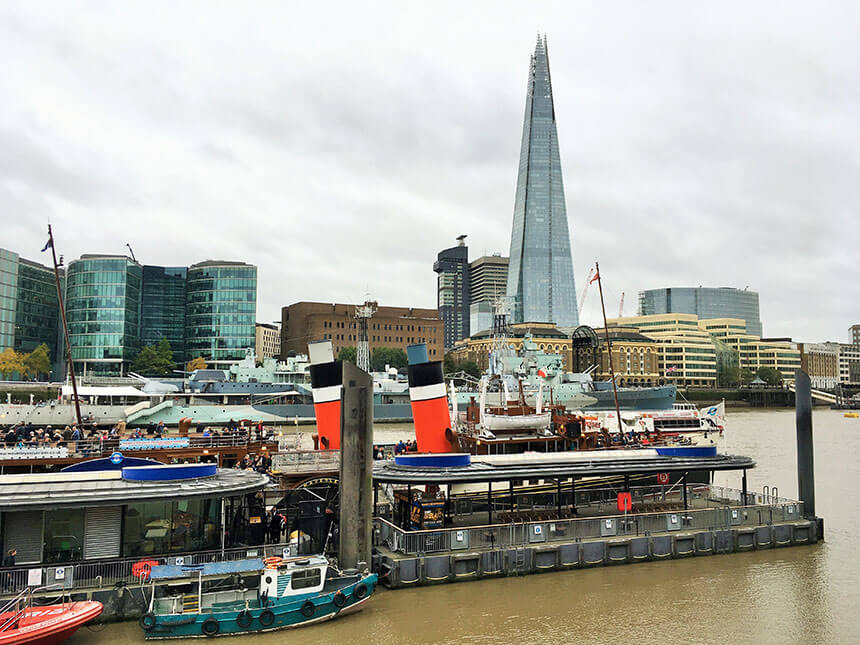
left=71, top=425, right=81, bottom=441
left=3, top=549, right=16, bottom=567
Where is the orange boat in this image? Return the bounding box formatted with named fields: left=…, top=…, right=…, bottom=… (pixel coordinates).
left=0, top=596, right=102, bottom=645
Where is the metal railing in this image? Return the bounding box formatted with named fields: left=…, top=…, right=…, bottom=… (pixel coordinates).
left=0, top=542, right=296, bottom=598
left=271, top=450, right=340, bottom=474
left=376, top=485, right=805, bottom=555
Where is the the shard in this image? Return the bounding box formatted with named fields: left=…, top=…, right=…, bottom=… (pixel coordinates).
left=506, top=35, right=578, bottom=327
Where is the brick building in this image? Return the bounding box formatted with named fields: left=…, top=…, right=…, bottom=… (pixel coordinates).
left=280, top=302, right=443, bottom=361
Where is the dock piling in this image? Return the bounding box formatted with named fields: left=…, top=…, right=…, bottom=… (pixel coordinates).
left=794, top=369, right=816, bottom=519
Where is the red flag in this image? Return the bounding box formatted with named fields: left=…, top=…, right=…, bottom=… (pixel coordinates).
left=589, top=272, right=599, bottom=284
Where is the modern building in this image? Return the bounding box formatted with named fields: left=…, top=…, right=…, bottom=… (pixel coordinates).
left=185, top=261, right=257, bottom=369
left=506, top=36, right=578, bottom=328
left=797, top=343, right=839, bottom=390
left=65, top=255, right=143, bottom=377
left=141, top=266, right=187, bottom=361
left=851, top=325, right=860, bottom=345
left=0, top=248, right=63, bottom=370
left=434, top=238, right=470, bottom=349
left=609, top=314, right=718, bottom=387
left=255, top=322, right=280, bottom=360
left=280, top=302, right=443, bottom=361
left=638, top=287, right=763, bottom=337
left=837, top=344, right=860, bottom=385
left=469, top=254, right=508, bottom=335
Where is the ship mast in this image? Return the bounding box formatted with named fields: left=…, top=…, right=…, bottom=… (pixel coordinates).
left=595, top=262, right=623, bottom=434
left=354, top=300, right=377, bottom=373
left=47, top=225, right=82, bottom=427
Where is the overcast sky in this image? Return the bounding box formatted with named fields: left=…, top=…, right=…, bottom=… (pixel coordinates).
left=1, top=2, right=857, bottom=342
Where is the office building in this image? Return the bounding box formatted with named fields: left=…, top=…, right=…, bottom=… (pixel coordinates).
left=141, top=266, right=187, bottom=361
left=797, top=343, right=839, bottom=390
left=593, top=327, right=661, bottom=385
left=851, top=325, right=860, bottom=345
left=255, top=323, right=280, bottom=360
left=506, top=36, right=578, bottom=328
left=434, top=238, right=470, bottom=349
left=450, top=322, right=571, bottom=371
left=638, top=287, right=763, bottom=337
left=0, top=248, right=64, bottom=377
left=280, top=302, right=443, bottom=361
left=469, top=255, right=508, bottom=335
left=837, top=344, right=860, bottom=385
left=185, top=261, right=257, bottom=368
left=65, top=255, right=143, bottom=377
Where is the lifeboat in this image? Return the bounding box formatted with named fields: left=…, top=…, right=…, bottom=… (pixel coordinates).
left=0, top=600, right=103, bottom=644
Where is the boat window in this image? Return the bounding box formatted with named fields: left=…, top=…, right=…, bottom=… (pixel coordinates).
left=291, top=568, right=322, bottom=590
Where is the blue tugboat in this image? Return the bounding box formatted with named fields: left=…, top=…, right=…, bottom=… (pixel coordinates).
left=139, top=556, right=376, bottom=639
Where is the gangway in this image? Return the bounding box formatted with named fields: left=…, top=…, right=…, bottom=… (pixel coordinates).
left=787, top=382, right=836, bottom=404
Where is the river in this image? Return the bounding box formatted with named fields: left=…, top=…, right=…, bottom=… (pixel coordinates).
left=70, top=408, right=859, bottom=643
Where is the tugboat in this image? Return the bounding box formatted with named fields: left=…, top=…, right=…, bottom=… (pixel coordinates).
left=0, top=589, right=102, bottom=644
left=139, top=556, right=376, bottom=639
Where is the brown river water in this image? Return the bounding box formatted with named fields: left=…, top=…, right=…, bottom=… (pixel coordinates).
left=70, top=408, right=859, bottom=644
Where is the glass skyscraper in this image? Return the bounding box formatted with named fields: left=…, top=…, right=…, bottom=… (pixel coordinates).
left=65, top=255, right=143, bottom=376
left=434, top=239, right=470, bottom=349
left=506, top=36, right=578, bottom=328
left=141, top=266, right=187, bottom=362
left=185, top=261, right=257, bottom=367
left=638, top=287, right=763, bottom=337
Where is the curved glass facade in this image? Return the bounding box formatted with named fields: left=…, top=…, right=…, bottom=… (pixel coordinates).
left=185, top=262, right=256, bottom=366
left=638, top=287, right=762, bottom=337
left=66, top=256, right=142, bottom=376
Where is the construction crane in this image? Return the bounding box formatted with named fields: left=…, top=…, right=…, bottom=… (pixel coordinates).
left=125, top=243, right=137, bottom=263
left=618, top=292, right=625, bottom=318
left=577, top=267, right=594, bottom=316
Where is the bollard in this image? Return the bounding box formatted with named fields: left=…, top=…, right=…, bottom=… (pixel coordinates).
left=338, top=361, right=373, bottom=570
left=794, top=370, right=815, bottom=519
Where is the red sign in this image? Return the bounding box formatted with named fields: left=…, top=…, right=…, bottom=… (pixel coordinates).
left=657, top=472, right=670, bottom=485
left=617, top=492, right=632, bottom=512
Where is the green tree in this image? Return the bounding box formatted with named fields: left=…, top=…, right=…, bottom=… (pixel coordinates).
left=186, top=356, right=208, bottom=372
left=756, top=366, right=783, bottom=386
left=443, top=353, right=457, bottom=375
left=23, top=343, right=51, bottom=379
left=371, top=347, right=407, bottom=372
left=132, top=339, right=175, bottom=376
left=338, top=347, right=357, bottom=363
left=740, top=368, right=756, bottom=384
left=458, top=360, right=482, bottom=380
left=0, top=348, right=25, bottom=379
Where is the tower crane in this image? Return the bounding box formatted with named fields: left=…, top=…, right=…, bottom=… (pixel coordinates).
left=618, top=292, right=625, bottom=318
left=577, top=267, right=594, bottom=316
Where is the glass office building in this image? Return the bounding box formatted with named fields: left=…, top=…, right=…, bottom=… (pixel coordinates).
left=65, top=255, right=143, bottom=376
left=141, top=266, right=187, bottom=362
left=0, top=249, right=19, bottom=352
left=638, top=287, right=762, bottom=337
left=434, top=241, right=470, bottom=349
left=185, top=261, right=256, bottom=367
left=506, top=36, right=578, bottom=328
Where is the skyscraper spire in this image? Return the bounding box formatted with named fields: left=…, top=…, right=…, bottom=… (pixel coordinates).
left=506, top=35, right=578, bottom=327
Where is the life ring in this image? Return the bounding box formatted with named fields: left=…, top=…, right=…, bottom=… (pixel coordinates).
left=201, top=617, right=220, bottom=637
left=263, top=556, right=283, bottom=569
left=132, top=560, right=159, bottom=580
left=259, top=609, right=275, bottom=627
left=300, top=600, right=315, bottom=618
left=236, top=610, right=252, bottom=628
left=139, top=612, right=157, bottom=631
left=332, top=590, right=347, bottom=608
left=353, top=582, right=368, bottom=600
left=657, top=472, right=670, bottom=485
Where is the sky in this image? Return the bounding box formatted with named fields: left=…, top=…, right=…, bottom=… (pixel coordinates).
left=1, top=1, right=857, bottom=342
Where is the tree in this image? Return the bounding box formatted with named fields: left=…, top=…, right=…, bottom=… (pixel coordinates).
left=443, top=353, right=457, bottom=375
left=371, top=347, right=407, bottom=372
left=132, top=339, right=175, bottom=376
left=186, top=356, right=208, bottom=372
left=0, top=348, right=26, bottom=379
left=756, top=366, right=783, bottom=386
left=739, top=368, right=756, bottom=384
left=338, top=347, right=357, bottom=363
left=23, top=344, right=51, bottom=379
left=458, top=360, right=482, bottom=380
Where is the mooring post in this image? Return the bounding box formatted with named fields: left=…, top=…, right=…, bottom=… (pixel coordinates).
left=338, top=362, right=373, bottom=570
left=742, top=469, right=748, bottom=505
left=794, top=369, right=816, bottom=519
left=682, top=473, right=688, bottom=510
left=487, top=481, right=493, bottom=524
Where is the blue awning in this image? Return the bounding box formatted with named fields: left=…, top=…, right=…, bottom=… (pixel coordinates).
left=150, top=558, right=264, bottom=581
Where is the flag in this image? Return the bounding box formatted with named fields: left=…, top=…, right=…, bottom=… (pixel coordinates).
left=537, top=368, right=547, bottom=378
left=41, top=238, right=52, bottom=252
left=589, top=271, right=599, bottom=284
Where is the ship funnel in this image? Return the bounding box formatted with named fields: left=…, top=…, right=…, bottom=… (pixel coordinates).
left=407, top=343, right=457, bottom=453
left=308, top=340, right=341, bottom=450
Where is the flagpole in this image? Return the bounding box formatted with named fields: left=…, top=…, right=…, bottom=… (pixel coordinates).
left=47, top=225, right=82, bottom=427
left=595, top=262, right=623, bottom=435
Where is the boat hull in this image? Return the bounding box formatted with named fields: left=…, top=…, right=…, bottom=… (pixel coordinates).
left=0, top=601, right=103, bottom=645
left=143, top=574, right=376, bottom=639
